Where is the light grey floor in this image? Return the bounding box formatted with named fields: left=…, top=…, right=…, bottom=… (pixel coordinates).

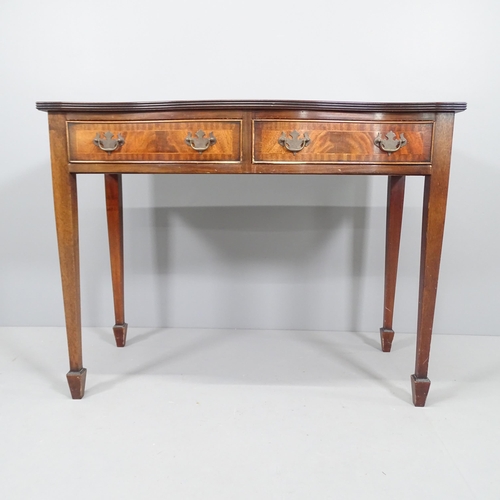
left=1, top=327, right=499, bottom=499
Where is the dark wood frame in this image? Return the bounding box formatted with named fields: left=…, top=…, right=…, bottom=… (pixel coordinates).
left=37, top=100, right=466, bottom=405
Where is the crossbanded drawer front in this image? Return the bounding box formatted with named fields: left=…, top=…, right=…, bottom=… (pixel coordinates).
left=67, top=120, right=242, bottom=163
left=253, top=120, right=433, bottom=164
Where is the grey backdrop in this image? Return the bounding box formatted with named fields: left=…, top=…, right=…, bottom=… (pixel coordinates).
left=1, top=0, right=499, bottom=335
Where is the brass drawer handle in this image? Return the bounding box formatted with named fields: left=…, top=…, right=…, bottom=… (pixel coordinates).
left=93, top=131, right=125, bottom=153
left=278, top=130, right=311, bottom=154
left=374, top=131, right=407, bottom=154
left=185, top=130, right=217, bottom=153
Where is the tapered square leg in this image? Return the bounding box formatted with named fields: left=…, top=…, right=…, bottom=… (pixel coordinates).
left=66, top=368, right=87, bottom=399
left=49, top=114, right=86, bottom=399
left=380, top=176, right=405, bottom=352
left=105, top=174, right=127, bottom=347
left=412, top=114, right=455, bottom=408
left=411, top=375, right=431, bottom=407
left=112, top=323, right=128, bottom=347
left=379, top=328, right=395, bottom=353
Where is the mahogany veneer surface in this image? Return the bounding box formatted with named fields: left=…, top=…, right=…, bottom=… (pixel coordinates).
left=67, top=120, right=242, bottom=163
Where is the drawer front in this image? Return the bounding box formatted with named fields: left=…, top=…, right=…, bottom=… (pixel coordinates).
left=67, top=120, right=242, bottom=163
left=253, top=120, right=433, bottom=163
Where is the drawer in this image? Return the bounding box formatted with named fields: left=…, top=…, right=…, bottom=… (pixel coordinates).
left=67, top=120, right=242, bottom=163
left=253, top=120, right=433, bottom=164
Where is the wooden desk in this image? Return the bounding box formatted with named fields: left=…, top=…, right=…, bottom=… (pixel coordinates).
left=36, top=100, right=466, bottom=405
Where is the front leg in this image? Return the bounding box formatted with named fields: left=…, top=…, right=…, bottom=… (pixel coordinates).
left=412, top=175, right=448, bottom=406
left=50, top=113, right=86, bottom=398
left=412, top=113, right=454, bottom=407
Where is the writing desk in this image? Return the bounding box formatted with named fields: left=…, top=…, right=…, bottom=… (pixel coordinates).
left=36, top=100, right=466, bottom=405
